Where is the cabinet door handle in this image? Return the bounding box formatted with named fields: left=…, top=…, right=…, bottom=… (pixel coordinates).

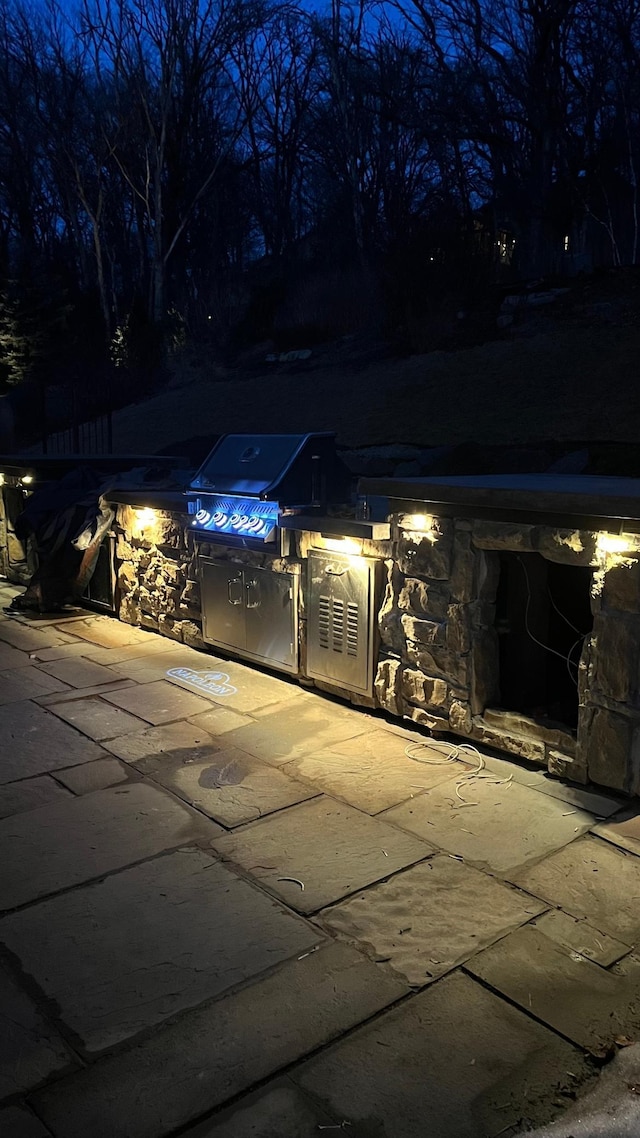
left=227, top=577, right=243, bottom=605
left=245, top=579, right=260, bottom=608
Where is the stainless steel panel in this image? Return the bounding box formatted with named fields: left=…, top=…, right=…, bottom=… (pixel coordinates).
left=244, top=568, right=297, bottom=672
left=199, top=558, right=298, bottom=674
left=306, top=550, right=375, bottom=695
left=200, top=560, right=246, bottom=651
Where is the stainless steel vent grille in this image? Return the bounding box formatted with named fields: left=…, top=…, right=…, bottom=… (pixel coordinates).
left=318, top=595, right=331, bottom=649
left=316, top=595, right=360, bottom=656
left=332, top=598, right=344, bottom=650
left=346, top=602, right=359, bottom=656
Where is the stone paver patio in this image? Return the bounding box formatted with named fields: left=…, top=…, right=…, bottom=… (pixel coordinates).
left=0, top=578, right=639, bottom=1137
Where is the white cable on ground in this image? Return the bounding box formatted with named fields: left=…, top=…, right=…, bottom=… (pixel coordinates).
left=404, top=738, right=514, bottom=806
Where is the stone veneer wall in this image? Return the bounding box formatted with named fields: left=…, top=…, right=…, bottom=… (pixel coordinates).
left=372, top=511, right=640, bottom=795
left=111, top=502, right=640, bottom=796
left=0, top=486, right=34, bottom=584
left=113, top=505, right=205, bottom=649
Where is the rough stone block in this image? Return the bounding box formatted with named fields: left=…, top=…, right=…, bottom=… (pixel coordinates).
left=6, top=532, right=28, bottom=565
left=115, top=534, right=134, bottom=562
left=474, top=548, right=500, bottom=601
left=469, top=599, right=496, bottom=632
left=577, top=704, right=640, bottom=794
left=579, top=635, right=595, bottom=703
left=396, top=522, right=454, bottom=580
left=449, top=529, right=476, bottom=602
left=161, top=584, right=181, bottom=607
left=482, top=708, right=576, bottom=755
left=154, top=514, right=184, bottom=550
left=179, top=602, right=202, bottom=622
left=472, top=521, right=535, bottom=551
left=400, top=614, right=446, bottom=647
left=158, top=614, right=183, bottom=641
left=469, top=629, right=499, bottom=714
left=601, top=556, right=640, bottom=613
left=378, top=561, right=404, bottom=655
left=182, top=620, right=204, bottom=649
left=139, top=587, right=161, bottom=616
left=546, top=748, right=583, bottom=781
left=117, top=561, right=137, bottom=590
left=591, top=613, right=640, bottom=705
left=119, top=594, right=140, bottom=625
left=449, top=699, right=472, bottom=734
left=446, top=604, right=471, bottom=655
left=534, top=527, right=597, bottom=566
left=160, top=560, right=184, bottom=586
left=373, top=658, right=404, bottom=716
left=397, top=578, right=449, bottom=620
left=140, top=612, right=159, bottom=631
left=471, top=718, right=546, bottom=764
left=407, top=706, right=450, bottom=733
left=404, top=641, right=443, bottom=674
left=181, top=579, right=200, bottom=606
left=401, top=669, right=447, bottom=709
left=141, top=567, right=162, bottom=592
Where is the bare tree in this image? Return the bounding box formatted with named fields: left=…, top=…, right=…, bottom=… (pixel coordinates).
left=79, top=0, right=263, bottom=324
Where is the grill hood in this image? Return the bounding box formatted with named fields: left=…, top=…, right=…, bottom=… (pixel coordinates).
left=189, top=432, right=352, bottom=506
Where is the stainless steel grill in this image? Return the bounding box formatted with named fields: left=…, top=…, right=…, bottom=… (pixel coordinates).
left=187, top=432, right=352, bottom=548
left=189, top=432, right=353, bottom=675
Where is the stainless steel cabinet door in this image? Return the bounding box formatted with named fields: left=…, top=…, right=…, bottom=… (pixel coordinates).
left=307, top=551, right=374, bottom=695
left=244, top=568, right=297, bottom=672
left=201, top=560, right=246, bottom=650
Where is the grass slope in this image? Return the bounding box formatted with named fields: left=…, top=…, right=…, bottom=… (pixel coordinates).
left=110, top=323, right=640, bottom=455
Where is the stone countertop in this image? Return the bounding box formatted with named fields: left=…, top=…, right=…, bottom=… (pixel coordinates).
left=359, top=473, right=640, bottom=528
left=103, top=487, right=193, bottom=513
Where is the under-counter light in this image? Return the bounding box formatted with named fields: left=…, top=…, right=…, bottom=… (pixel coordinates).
left=401, top=513, right=442, bottom=542
left=596, top=533, right=639, bottom=556
left=592, top=528, right=637, bottom=555
left=130, top=506, right=159, bottom=539
left=319, top=535, right=363, bottom=555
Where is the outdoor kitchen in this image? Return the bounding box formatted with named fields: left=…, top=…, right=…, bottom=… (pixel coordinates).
left=2, top=438, right=640, bottom=798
